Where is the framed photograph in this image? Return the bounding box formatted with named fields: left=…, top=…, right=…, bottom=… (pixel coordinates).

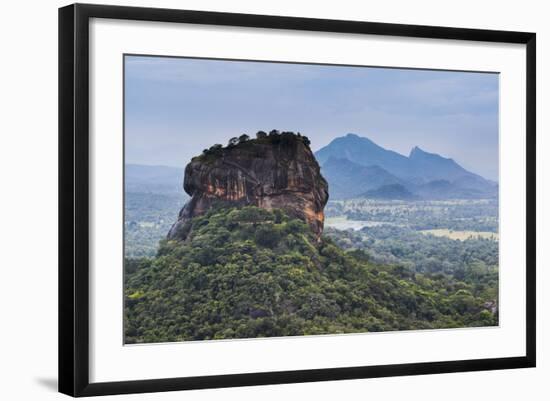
left=59, top=3, right=536, bottom=397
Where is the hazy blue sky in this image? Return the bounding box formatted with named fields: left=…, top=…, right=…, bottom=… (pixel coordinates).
left=125, top=55, right=499, bottom=180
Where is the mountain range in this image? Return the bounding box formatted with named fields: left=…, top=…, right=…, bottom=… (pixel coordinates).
left=315, top=133, right=497, bottom=200
left=126, top=133, right=497, bottom=201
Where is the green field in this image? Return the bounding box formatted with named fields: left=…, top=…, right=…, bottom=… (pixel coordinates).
left=420, top=229, right=498, bottom=241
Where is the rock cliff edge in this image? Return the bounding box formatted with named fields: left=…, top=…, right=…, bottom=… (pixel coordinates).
left=167, top=131, right=329, bottom=240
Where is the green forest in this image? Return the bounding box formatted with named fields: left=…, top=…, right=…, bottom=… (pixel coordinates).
left=125, top=192, right=184, bottom=258
left=125, top=206, right=497, bottom=343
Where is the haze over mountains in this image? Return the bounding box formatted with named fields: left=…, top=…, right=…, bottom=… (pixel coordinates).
left=125, top=164, right=184, bottom=194
left=316, top=133, right=497, bottom=200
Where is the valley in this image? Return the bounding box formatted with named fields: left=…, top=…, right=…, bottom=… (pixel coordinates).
left=324, top=197, right=498, bottom=276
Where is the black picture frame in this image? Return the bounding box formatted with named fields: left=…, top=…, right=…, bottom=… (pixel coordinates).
left=59, top=3, right=536, bottom=397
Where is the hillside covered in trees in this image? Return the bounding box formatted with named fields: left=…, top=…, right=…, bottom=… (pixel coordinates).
left=125, top=206, right=497, bottom=343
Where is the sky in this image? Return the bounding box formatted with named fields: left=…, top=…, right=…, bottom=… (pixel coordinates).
left=125, top=55, right=499, bottom=180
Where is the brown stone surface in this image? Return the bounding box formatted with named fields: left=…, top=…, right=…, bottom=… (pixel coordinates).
left=167, top=133, right=329, bottom=240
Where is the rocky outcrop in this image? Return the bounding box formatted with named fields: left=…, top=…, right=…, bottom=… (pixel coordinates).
left=167, top=132, right=329, bottom=240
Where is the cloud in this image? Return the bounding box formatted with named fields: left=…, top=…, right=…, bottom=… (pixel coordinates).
left=124, top=56, right=499, bottom=180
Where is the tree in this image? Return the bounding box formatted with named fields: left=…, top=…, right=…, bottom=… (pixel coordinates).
left=280, top=131, right=295, bottom=146
left=209, top=144, right=223, bottom=155
left=302, top=136, right=311, bottom=146
left=255, top=224, right=281, bottom=248
left=273, top=209, right=284, bottom=224
left=228, top=137, right=239, bottom=147
left=238, top=134, right=250, bottom=143
left=347, top=248, right=370, bottom=262
left=256, top=131, right=267, bottom=139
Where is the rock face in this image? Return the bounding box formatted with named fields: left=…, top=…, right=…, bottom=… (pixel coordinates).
left=167, top=132, right=329, bottom=240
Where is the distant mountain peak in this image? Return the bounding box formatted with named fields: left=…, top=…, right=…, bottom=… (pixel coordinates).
left=342, top=133, right=377, bottom=145
left=314, top=133, right=497, bottom=200
left=409, top=145, right=422, bottom=156
left=409, top=145, right=436, bottom=158
left=352, top=133, right=376, bottom=142
left=409, top=145, right=457, bottom=163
